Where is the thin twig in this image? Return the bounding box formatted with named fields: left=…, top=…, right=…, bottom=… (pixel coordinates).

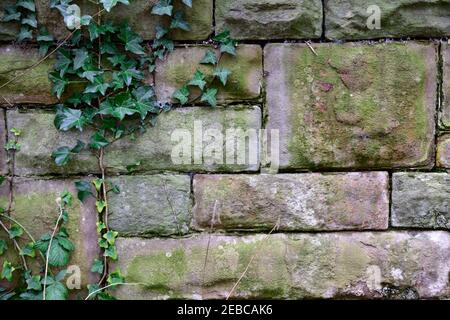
left=85, top=282, right=144, bottom=300
left=162, top=178, right=182, bottom=236
left=0, top=219, right=28, bottom=270
left=305, top=41, right=318, bottom=56
left=225, top=218, right=280, bottom=300
left=201, top=200, right=218, bottom=298
left=42, top=200, right=65, bottom=300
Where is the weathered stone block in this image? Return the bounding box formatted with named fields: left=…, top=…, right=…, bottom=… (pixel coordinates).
left=392, top=173, right=450, bottom=229
left=442, top=42, right=450, bottom=130
left=8, top=106, right=261, bottom=175
left=0, top=178, right=99, bottom=288
left=437, top=134, right=450, bottom=168
left=155, top=45, right=262, bottom=103
left=325, top=0, right=450, bottom=40
left=193, top=172, right=389, bottom=231
left=0, top=46, right=56, bottom=106
left=36, top=0, right=213, bottom=41
left=215, top=0, right=322, bottom=40
left=113, top=232, right=450, bottom=299
left=0, top=0, right=20, bottom=41
left=109, top=175, right=191, bottom=237
left=265, top=42, right=436, bottom=170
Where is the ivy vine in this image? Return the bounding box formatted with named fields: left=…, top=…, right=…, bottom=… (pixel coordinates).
left=0, top=0, right=237, bottom=300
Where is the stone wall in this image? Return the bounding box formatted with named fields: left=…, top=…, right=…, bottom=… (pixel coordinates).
left=0, top=0, right=449, bottom=299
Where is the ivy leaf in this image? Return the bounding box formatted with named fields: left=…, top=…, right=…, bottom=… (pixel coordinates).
left=1, top=261, right=15, bottom=282
left=200, top=49, right=217, bottom=65
left=55, top=48, right=72, bottom=77
left=213, top=30, right=231, bottom=43
left=0, top=240, right=7, bottom=255
left=9, top=224, right=23, bottom=239
left=54, top=105, right=86, bottom=131
left=91, top=259, right=104, bottom=274
left=17, top=0, right=36, bottom=12
left=90, top=132, right=109, bottom=150
left=188, top=70, right=207, bottom=90
left=98, top=92, right=137, bottom=121
left=37, top=237, right=72, bottom=267
left=201, top=88, right=218, bottom=107
left=52, top=147, right=71, bottom=166
left=100, top=0, right=130, bottom=12
left=152, top=0, right=173, bottom=16
left=173, top=86, right=189, bottom=105
left=220, top=40, right=237, bottom=56
left=84, top=76, right=110, bottom=96
left=75, top=181, right=94, bottom=202
left=18, top=26, right=33, bottom=42
left=49, top=72, right=68, bottom=99
left=103, top=230, right=118, bottom=245
left=26, top=275, right=42, bottom=291
left=20, top=243, right=36, bottom=258
left=96, top=222, right=107, bottom=233
left=104, top=245, right=118, bottom=260
left=107, top=269, right=124, bottom=285
left=45, top=282, right=68, bottom=300
left=118, top=23, right=145, bottom=55
left=96, top=200, right=106, bottom=213
left=170, top=11, right=190, bottom=31
left=182, top=0, right=192, bottom=7
left=155, top=25, right=169, bottom=39
left=2, top=6, right=21, bottom=22
left=88, top=22, right=103, bottom=41
left=22, top=13, right=37, bottom=28
left=214, top=68, right=231, bottom=86
left=73, top=48, right=89, bottom=70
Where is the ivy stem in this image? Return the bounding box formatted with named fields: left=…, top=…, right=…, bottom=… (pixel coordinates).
left=0, top=219, right=28, bottom=271
left=85, top=282, right=144, bottom=300
left=42, top=200, right=65, bottom=301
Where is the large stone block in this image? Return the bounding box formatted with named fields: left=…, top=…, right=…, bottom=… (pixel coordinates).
left=265, top=42, right=436, bottom=170
left=8, top=105, right=261, bottom=175
left=113, top=232, right=450, bottom=299
left=0, top=110, right=7, bottom=174
left=0, top=46, right=56, bottom=106
left=193, top=172, right=389, bottom=231
left=155, top=45, right=263, bottom=104
left=392, top=173, right=450, bottom=229
left=437, top=134, right=450, bottom=168
left=109, top=175, right=191, bottom=237
left=442, top=42, right=450, bottom=130
left=0, top=178, right=99, bottom=289
left=325, top=0, right=450, bottom=40
left=215, top=0, right=322, bottom=40
left=36, top=0, right=213, bottom=41
left=0, top=0, right=20, bottom=41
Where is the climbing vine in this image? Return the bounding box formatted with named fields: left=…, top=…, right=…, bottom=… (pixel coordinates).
left=0, top=0, right=237, bottom=300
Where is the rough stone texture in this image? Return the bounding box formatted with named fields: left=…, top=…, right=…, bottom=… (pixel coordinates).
left=109, top=175, right=191, bottom=237
left=0, top=46, right=56, bottom=105
left=265, top=42, right=436, bottom=171
left=0, top=178, right=99, bottom=288
left=325, top=0, right=450, bottom=40
left=8, top=106, right=261, bottom=175
left=442, top=42, right=450, bottom=130
left=155, top=45, right=262, bottom=104
left=0, top=0, right=20, bottom=41
left=193, top=172, right=389, bottom=231
left=36, top=0, right=213, bottom=41
left=392, top=173, right=450, bottom=229
left=215, top=0, right=322, bottom=40
left=113, top=232, right=450, bottom=299
left=0, top=110, right=7, bottom=175
left=437, top=134, right=450, bottom=168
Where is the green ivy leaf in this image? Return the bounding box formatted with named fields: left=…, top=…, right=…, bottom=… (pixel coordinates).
left=55, top=48, right=72, bottom=77
left=75, top=180, right=94, bottom=202
left=119, top=23, right=145, bottom=55
left=201, top=88, right=218, bottom=107
left=107, top=269, right=124, bottom=285
left=22, top=13, right=37, bottom=28
left=0, top=240, right=7, bottom=256
left=54, top=105, right=86, bottom=131
left=188, top=70, right=207, bottom=90
left=26, top=275, right=42, bottom=291
left=19, top=243, right=36, bottom=258
left=49, top=72, right=69, bottom=99
left=100, top=0, right=130, bottom=12
left=173, top=86, right=189, bottom=105
left=73, top=48, right=89, bottom=70
left=103, top=230, right=118, bottom=245
left=96, top=222, right=107, bottom=233
left=98, top=92, right=138, bottom=121
left=170, top=11, right=190, bottom=31
left=96, top=200, right=106, bottom=213
left=84, top=76, right=110, bottom=96
left=90, top=132, right=109, bottom=150
left=1, top=261, right=15, bottom=282
left=2, top=6, right=21, bottom=22
left=17, top=0, right=36, bottom=12
left=9, top=224, right=23, bottom=239
left=92, top=179, right=103, bottom=192
left=152, top=0, right=173, bottom=16
left=91, top=259, right=104, bottom=274
left=220, top=40, right=237, bottom=56
left=18, top=26, right=33, bottom=42
left=182, top=0, right=192, bottom=7
left=214, top=67, right=232, bottom=86
left=45, top=281, right=68, bottom=300
left=155, top=25, right=169, bottom=39
left=52, top=147, right=71, bottom=166
left=200, top=49, right=217, bottom=65
left=104, top=245, right=118, bottom=260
